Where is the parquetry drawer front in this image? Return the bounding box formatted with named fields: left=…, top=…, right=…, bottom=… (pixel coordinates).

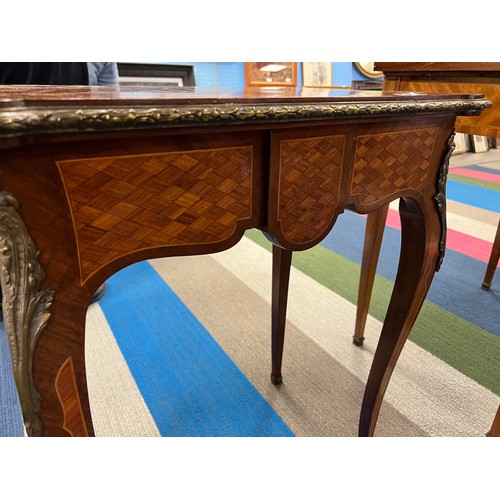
left=273, top=135, right=345, bottom=246
left=57, top=146, right=254, bottom=283
left=350, top=128, right=438, bottom=206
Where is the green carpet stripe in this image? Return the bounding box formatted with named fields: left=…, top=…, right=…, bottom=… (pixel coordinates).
left=448, top=173, right=500, bottom=192
left=245, top=230, right=500, bottom=396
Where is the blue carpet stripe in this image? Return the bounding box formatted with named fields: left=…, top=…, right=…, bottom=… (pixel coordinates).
left=463, top=165, right=500, bottom=177
left=99, top=261, right=294, bottom=437
left=321, top=211, right=500, bottom=337
left=446, top=180, right=500, bottom=212
left=0, top=319, right=24, bottom=437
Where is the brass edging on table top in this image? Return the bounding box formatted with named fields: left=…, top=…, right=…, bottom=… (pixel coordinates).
left=0, top=99, right=492, bottom=137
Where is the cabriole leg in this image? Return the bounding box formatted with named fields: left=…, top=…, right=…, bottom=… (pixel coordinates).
left=359, top=198, right=442, bottom=436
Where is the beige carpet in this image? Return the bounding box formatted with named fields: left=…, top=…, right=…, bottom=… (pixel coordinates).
left=85, top=235, right=499, bottom=437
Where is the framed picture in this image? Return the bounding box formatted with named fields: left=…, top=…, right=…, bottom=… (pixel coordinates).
left=353, top=62, right=384, bottom=79
left=471, top=134, right=489, bottom=153
left=245, top=62, right=297, bottom=86
left=452, top=133, right=469, bottom=155
left=117, top=63, right=195, bottom=87
left=351, top=80, right=383, bottom=90
left=488, top=136, right=498, bottom=149
left=302, top=62, right=332, bottom=87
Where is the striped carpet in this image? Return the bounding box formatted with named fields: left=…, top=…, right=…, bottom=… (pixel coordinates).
left=1, top=151, right=499, bottom=439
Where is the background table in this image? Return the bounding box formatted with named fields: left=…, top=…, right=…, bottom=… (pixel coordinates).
left=0, top=85, right=489, bottom=436
left=354, top=62, right=500, bottom=436
left=355, top=63, right=500, bottom=343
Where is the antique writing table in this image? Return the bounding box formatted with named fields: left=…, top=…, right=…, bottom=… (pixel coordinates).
left=0, top=85, right=490, bottom=437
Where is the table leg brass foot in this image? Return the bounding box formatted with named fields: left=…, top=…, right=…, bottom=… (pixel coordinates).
left=91, top=283, right=107, bottom=303
left=271, top=245, right=292, bottom=390
left=354, top=206, right=389, bottom=348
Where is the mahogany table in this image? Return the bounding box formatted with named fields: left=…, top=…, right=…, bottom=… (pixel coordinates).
left=0, top=85, right=489, bottom=437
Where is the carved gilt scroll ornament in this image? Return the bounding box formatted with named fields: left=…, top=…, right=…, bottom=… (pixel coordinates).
left=433, top=130, right=456, bottom=272
left=0, top=192, right=54, bottom=436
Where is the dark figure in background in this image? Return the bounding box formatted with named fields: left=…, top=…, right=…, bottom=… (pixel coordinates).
left=0, top=62, right=119, bottom=86
left=0, top=62, right=118, bottom=303
left=0, top=62, right=90, bottom=85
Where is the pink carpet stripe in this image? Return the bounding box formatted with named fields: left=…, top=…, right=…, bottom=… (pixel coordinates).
left=385, top=209, right=499, bottom=266
left=451, top=167, right=500, bottom=184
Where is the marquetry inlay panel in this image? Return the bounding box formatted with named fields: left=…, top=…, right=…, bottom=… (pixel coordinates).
left=399, top=80, right=500, bottom=137
left=350, top=129, right=437, bottom=206
left=276, top=135, right=345, bottom=244
left=57, top=146, right=253, bottom=282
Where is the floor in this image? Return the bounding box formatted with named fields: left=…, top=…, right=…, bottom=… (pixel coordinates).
left=450, top=143, right=500, bottom=170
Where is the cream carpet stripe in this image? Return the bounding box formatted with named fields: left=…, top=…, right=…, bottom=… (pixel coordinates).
left=447, top=199, right=499, bottom=226
left=207, top=236, right=499, bottom=436
left=85, top=303, right=161, bottom=437
left=150, top=256, right=425, bottom=436
left=446, top=210, right=497, bottom=242
left=390, top=199, right=498, bottom=241
left=450, top=150, right=500, bottom=170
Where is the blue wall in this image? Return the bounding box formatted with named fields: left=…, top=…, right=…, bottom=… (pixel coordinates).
left=169, top=62, right=378, bottom=87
